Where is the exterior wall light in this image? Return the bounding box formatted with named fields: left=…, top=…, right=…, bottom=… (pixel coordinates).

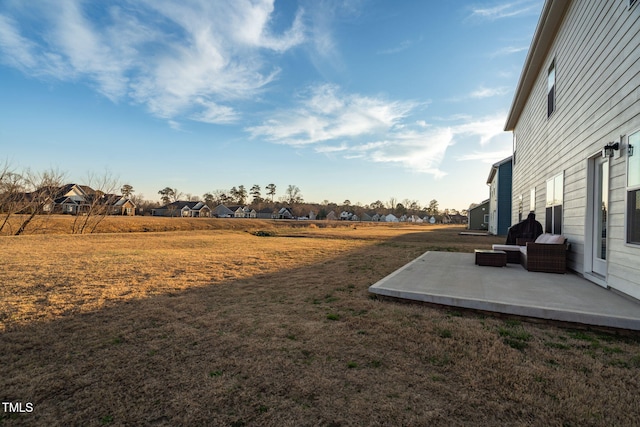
left=602, top=142, right=620, bottom=158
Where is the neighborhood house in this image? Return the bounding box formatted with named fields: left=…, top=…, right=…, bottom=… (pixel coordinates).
left=42, top=184, right=135, bottom=216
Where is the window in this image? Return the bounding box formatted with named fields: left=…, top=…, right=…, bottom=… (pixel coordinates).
left=530, top=187, right=536, bottom=211
left=627, top=131, right=640, bottom=244
left=546, top=173, right=563, bottom=234
left=547, top=60, right=556, bottom=117
left=484, top=214, right=489, bottom=224
left=518, top=195, right=523, bottom=222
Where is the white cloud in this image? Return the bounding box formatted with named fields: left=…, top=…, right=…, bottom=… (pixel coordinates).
left=247, top=83, right=417, bottom=145
left=469, top=86, right=510, bottom=99
left=469, top=1, right=540, bottom=20
left=457, top=150, right=513, bottom=163
left=452, top=112, right=507, bottom=146
left=0, top=0, right=306, bottom=124
left=248, top=84, right=507, bottom=177
left=490, top=45, right=528, bottom=58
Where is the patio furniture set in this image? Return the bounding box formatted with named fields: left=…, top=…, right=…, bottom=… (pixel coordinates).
left=474, top=233, right=569, bottom=273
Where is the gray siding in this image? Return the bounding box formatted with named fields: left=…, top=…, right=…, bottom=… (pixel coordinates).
left=511, top=1, right=640, bottom=299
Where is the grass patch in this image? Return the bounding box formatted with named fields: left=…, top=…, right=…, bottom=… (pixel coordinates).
left=544, top=342, right=570, bottom=350
left=2, top=222, right=640, bottom=425
left=498, top=322, right=532, bottom=350
left=436, top=328, right=453, bottom=339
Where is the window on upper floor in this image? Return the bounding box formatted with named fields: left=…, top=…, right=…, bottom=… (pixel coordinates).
left=547, top=60, right=556, bottom=118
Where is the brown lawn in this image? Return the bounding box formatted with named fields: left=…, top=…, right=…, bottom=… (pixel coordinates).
left=1, top=219, right=639, bottom=426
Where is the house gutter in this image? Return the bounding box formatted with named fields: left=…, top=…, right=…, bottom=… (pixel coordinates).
left=504, top=0, right=572, bottom=131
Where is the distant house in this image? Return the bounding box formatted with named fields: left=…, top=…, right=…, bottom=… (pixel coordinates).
left=468, top=199, right=490, bottom=230
left=39, top=184, right=135, bottom=216
left=449, top=213, right=467, bottom=225
left=256, top=207, right=276, bottom=219
left=47, top=184, right=90, bottom=214
left=109, top=196, right=136, bottom=216
left=360, top=212, right=372, bottom=222
left=277, top=207, right=294, bottom=219
left=385, top=214, right=398, bottom=223
left=340, top=211, right=352, bottom=220
left=326, top=210, right=337, bottom=221
left=152, top=201, right=211, bottom=217
left=309, top=210, right=317, bottom=220
left=408, top=215, right=423, bottom=223
left=487, top=156, right=513, bottom=236
left=212, top=204, right=234, bottom=218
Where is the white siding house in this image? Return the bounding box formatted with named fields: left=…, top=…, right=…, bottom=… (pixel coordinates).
left=505, top=0, right=640, bottom=299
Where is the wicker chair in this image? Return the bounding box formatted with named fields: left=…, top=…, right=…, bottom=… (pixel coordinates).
left=520, top=236, right=568, bottom=273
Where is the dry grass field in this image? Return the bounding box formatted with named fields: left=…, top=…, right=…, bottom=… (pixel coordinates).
left=1, top=218, right=640, bottom=426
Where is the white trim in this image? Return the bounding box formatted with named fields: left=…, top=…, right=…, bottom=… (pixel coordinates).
left=626, top=128, right=640, bottom=244
left=584, top=154, right=609, bottom=284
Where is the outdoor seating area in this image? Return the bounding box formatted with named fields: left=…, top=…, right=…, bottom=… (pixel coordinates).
left=491, top=233, right=568, bottom=274
left=368, top=251, right=640, bottom=331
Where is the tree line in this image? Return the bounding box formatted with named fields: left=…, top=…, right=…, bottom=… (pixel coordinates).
left=156, top=183, right=302, bottom=207
left=0, top=162, right=465, bottom=234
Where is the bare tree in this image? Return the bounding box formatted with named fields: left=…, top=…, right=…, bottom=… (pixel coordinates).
left=387, top=197, right=397, bottom=210
left=284, top=185, right=303, bottom=204
left=212, top=189, right=232, bottom=205
left=15, top=168, right=65, bottom=235
left=71, top=170, right=119, bottom=234
left=0, top=162, right=26, bottom=234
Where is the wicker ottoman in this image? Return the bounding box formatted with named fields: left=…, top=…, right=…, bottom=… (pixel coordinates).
left=475, top=249, right=507, bottom=267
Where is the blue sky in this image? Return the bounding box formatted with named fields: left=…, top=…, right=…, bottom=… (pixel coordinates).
left=0, top=0, right=543, bottom=210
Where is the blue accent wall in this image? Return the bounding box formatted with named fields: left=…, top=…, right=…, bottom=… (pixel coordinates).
left=497, top=161, right=512, bottom=235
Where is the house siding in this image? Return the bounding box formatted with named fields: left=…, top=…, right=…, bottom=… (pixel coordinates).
left=468, top=201, right=489, bottom=230
left=510, top=0, right=640, bottom=299
left=497, top=162, right=513, bottom=236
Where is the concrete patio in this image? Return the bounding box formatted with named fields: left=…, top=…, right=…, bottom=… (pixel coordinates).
left=369, top=251, right=640, bottom=331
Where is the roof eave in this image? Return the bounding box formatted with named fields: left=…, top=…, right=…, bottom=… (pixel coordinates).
left=504, top=0, right=572, bottom=131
